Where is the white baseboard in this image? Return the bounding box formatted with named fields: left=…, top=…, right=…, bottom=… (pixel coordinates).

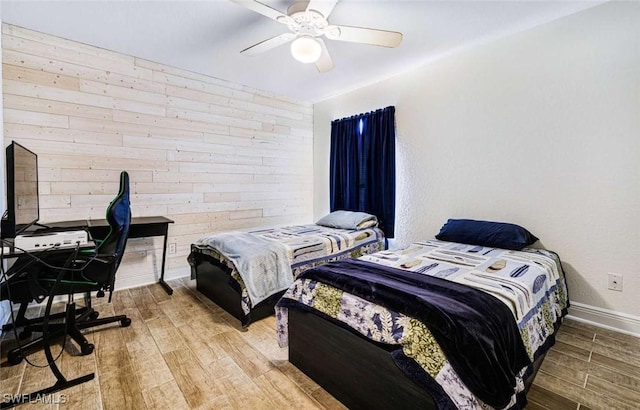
left=567, top=301, right=640, bottom=338
left=113, top=267, right=191, bottom=291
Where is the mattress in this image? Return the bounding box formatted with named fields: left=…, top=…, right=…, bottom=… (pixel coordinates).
left=189, top=224, right=385, bottom=323
left=276, top=239, right=568, bottom=409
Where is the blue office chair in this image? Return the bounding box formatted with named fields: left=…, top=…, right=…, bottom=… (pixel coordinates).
left=1, top=171, right=132, bottom=365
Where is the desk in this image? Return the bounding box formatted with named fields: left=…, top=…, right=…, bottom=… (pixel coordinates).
left=45, top=216, right=175, bottom=295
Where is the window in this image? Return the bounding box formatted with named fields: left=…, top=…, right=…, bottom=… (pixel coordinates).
left=329, top=106, right=396, bottom=237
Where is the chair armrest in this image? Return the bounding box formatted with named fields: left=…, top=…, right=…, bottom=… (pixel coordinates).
left=67, top=251, right=117, bottom=269
left=92, top=253, right=118, bottom=265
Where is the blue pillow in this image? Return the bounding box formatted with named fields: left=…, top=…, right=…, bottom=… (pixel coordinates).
left=435, top=219, right=538, bottom=250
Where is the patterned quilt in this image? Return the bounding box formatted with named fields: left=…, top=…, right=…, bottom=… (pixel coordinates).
left=189, top=224, right=385, bottom=324
left=276, top=239, right=568, bottom=409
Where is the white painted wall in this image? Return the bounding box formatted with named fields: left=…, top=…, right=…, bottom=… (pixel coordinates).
left=314, top=2, right=640, bottom=327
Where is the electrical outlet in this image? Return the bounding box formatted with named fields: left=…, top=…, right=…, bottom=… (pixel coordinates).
left=168, top=243, right=177, bottom=254
left=607, top=273, right=623, bottom=291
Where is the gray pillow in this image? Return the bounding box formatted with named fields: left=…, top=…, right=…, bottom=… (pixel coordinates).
left=316, top=210, right=378, bottom=230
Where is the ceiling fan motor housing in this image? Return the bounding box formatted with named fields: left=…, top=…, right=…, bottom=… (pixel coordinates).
left=283, top=1, right=329, bottom=38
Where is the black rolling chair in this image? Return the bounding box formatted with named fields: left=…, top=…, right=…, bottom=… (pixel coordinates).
left=1, top=171, right=132, bottom=365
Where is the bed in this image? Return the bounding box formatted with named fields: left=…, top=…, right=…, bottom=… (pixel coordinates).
left=276, top=219, right=569, bottom=409
left=187, top=211, right=385, bottom=327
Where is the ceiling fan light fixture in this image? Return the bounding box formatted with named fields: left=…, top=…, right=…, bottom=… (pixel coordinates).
left=290, top=36, right=322, bottom=63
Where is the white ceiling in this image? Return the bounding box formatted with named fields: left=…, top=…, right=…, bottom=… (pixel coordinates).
left=1, top=0, right=604, bottom=103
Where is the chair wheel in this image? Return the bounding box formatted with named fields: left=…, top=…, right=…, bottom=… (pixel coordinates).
left=89, top=311, right=100, bottom=320
left=7, top=350, right=23, bottom=365
left=120, top=318, right=132, bottom=327
left=81, top=343, right=95, bottom=355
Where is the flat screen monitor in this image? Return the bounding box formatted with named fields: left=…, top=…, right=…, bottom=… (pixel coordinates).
left=1, top=141, right=40, bottom=239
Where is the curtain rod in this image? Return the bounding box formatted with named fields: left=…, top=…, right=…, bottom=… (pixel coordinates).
left=332, top=105, right=395, bottom=123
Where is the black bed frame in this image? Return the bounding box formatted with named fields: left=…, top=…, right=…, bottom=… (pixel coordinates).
left=288, top=307, right=546, bottom=410
left=191, top=253, right=283, bottom=326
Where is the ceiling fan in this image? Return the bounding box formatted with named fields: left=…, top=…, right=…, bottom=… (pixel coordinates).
left=230, top=0, right=403, bottom=72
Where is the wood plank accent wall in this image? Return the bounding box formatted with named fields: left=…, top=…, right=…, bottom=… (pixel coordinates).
left=1, top=24, right=314, bottom=289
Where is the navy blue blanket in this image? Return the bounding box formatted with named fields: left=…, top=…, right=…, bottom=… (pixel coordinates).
left=291, top=258, right=531, bottom=408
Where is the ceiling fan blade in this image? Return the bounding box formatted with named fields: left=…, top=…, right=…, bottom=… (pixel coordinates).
left=315, top=38, right=334, bottom=73
left=241, top=33, right=296, bottom=56
left=306, top=0, right=339, bottom=18
left=325, top=25, right=403, bottom=48
left=230, top=0, right=291, bottom=24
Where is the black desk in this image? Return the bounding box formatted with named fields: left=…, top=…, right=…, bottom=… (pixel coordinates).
left=44, top=216, right=175, bottom=295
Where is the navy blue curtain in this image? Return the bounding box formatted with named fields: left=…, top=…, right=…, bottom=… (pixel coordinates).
left=330, top=106, right=396, bottom=237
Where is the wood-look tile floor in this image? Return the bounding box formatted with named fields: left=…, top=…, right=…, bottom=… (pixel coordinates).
left=529, top=317, right=640, bottom=410
left=1, top=278, right=639, bottom=409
